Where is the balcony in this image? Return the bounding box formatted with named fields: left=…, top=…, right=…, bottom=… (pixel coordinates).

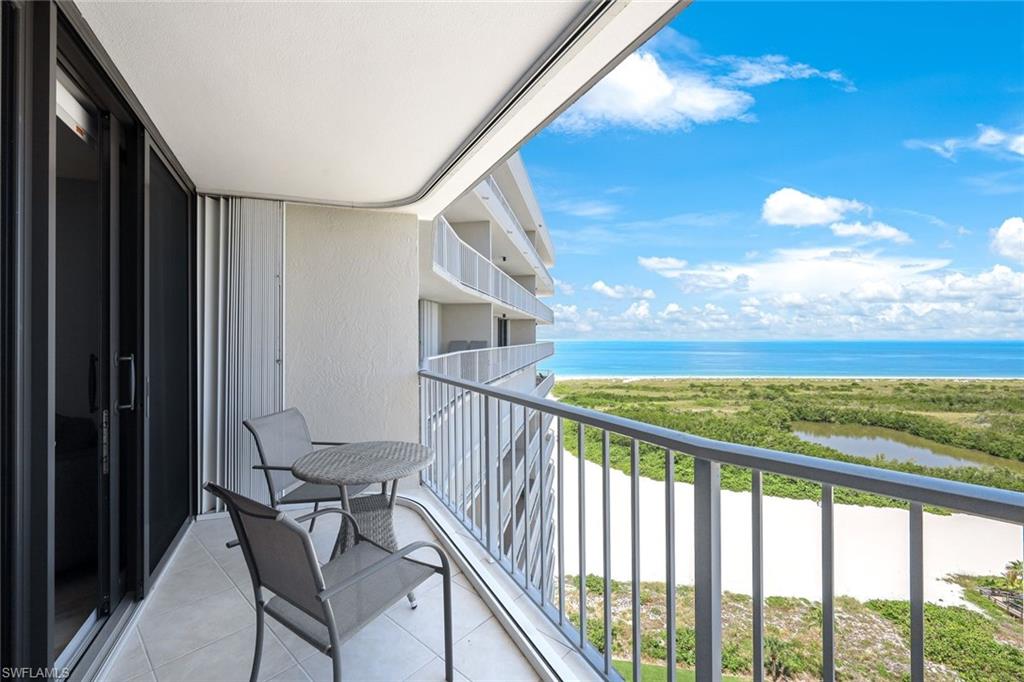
left=423, top=342, right=555, bottom=385
left=433, top=216, right=554, bottom=324
left=535, top=371, right=555, bottom=397
left=479, top=176, right=553, bottom=291
left=97, top=504, right=543, bottom=682
left=94, top=370, right=1024, bottom=682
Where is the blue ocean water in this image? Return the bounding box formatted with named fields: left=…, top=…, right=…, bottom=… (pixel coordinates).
left=539, top=340, right=1024, bottom=378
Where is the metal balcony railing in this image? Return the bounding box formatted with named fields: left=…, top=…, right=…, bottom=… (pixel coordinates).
left=481, top=177, right=553, bottom=289
left=433, top=216, right=554, bottom=323
left=535, top=370, right=555, bottom=397
left=423, top=342, right=554, bottom=386
left=417, top=370, right=1024, bottom=682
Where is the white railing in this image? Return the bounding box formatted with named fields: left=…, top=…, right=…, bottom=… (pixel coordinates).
left=418, top=370, right=1024, bottom=682
left=433, top=216, right=554, bottom=324
left=482, top=177, right=552, bottom=286
left=423, top=342, right=554, bottom=386
left=535, top=371, right=555, bottom=397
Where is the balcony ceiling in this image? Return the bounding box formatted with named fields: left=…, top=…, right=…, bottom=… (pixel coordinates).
left=73, top=0, right=681, bottom=215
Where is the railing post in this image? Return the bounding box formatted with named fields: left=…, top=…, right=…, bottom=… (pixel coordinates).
left=909, top=503, right=924, bottom=682
left=822, top=484, right=835, bottom=682
left=484, top=395, right=500, bottom=557
left=694, top=458, right=722, bottom=682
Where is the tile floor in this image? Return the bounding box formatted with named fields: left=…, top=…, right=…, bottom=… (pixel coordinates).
left=98, top=506, right=540, bottom=682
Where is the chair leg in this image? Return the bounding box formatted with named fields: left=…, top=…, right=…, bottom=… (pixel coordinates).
left=251, top=601, right=265, bottom=682
left=406, top=590, right=417, bottom=609
left=441, top=570, right=453, bottom=682
left=331, top=649, right=343, bottom=682
left=308, top=501, right=320, bottom=533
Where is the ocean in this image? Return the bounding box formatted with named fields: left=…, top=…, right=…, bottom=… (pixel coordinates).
left=539, top=340, right=1024, bottom=378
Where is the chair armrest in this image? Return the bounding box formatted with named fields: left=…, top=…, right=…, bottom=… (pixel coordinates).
left=311, top=441, right=347, bottom=447
left=295, top=507, right=363, bottom=538
left=252, top=464, right=292, bottom=471
left=317, top=541, right=450, bottom=603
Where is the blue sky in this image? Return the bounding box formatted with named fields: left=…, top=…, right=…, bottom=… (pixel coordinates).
left=525, top=1, right=1024, bottom=340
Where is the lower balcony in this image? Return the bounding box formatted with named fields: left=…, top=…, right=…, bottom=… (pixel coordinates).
left=423, top=342, right=554, bottom=386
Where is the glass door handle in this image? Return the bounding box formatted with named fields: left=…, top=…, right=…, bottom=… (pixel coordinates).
left=116, top=353, right=136, bottom=411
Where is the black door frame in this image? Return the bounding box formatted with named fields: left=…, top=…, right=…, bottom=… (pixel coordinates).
left=1, top=1, right=197, bottom=671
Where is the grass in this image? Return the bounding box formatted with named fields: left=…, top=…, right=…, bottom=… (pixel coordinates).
left=552, top=378, right=1024, bottom=509
left=611, top=659, right=744, bottom=682
left=565, top=574, right=1022, bottom=680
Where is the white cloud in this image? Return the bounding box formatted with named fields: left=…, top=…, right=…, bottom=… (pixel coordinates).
left=553, top=278, right=575, bottom=296
left=762, top=188, right=865, bottom=226
left=905, top=125, right=1024, bottom=160
left=551, top=303, right=592, bottom=334
left=715, top=54, right=855, bottom=91
left=622, top=301, right=651, bottom=320
left=553, top=52, right=753, bottom=133
left=552, top=199, right=619, bottom=218
left=591, top=280, right=656, bottom=300
left=551, top=40, right=852, bottom=134
left=991, top=217, right=1024, bottom=262
left=636, top=256, right=687, bottom=274
left=639, top=247, right=950, bottom=298
left=830, top=221, right=912, bottom=244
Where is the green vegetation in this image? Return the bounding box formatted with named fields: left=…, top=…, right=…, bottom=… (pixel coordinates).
left=566, top=574, right=1022, bottom=680
left=553, top=378, right=1024, bottom=508
left=865, top=600, right=1024, bottom=682
left=611, top=660, right=745, bottom=682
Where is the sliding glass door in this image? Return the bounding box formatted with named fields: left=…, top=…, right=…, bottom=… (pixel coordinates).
left=52, top=67, right=118, bottom=668
left=143, top=140, right=194, bottom=578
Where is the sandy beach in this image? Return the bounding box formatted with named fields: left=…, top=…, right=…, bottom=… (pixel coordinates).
left=559, top=452, right=1023, bottom=608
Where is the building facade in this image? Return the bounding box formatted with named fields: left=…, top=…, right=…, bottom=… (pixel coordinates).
left=419, top=155, right=557, bottom=593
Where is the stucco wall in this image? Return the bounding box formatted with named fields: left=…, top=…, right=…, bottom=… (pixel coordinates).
left=284, top=204, right=420, bottom=442
left=440, top=303, right=492, bottom=351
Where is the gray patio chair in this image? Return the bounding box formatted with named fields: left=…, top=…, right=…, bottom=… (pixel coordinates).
left=467, top=340, right=488, bottom=350
left=204, top=482, right=453, bottom=682
left=446, top=340, right=469, bottom=353
left=243, top=407, right=367, bottom=532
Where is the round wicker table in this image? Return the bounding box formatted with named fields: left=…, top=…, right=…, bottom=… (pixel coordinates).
left=291, top=441, right=434, bottom=556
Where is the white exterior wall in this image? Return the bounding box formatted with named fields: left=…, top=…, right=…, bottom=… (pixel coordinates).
left=450, top=220, right=491, bottom=259
left=508, top=319, right=536, bottom=346
left=440, top=303, right=492, bottom=351
left=284, top=204, right=420, bottom=442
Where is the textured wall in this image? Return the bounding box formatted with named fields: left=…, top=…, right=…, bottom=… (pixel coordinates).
left=285, top=204, right=420, bottom=442
left=440, top=303, right=492, bottom=351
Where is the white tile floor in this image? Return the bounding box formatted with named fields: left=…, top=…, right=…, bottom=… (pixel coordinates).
left=98, top=507, right=539, bottom=682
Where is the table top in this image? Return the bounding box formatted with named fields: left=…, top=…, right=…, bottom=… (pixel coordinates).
left=291, top=441, right=434, bottom=486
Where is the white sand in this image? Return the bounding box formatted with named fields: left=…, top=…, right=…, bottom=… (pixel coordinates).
left=558, top=453, right=1022, bottom=607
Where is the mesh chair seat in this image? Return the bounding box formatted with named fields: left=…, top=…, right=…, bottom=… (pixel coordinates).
left=264, top=541, right=437, bottom=652
left=204, top=482, right=454, bottom=682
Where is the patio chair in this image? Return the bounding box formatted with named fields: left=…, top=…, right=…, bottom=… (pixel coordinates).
left=243, top=407, right=367, bottom=532
left=204, top=482, right=453, bottom=682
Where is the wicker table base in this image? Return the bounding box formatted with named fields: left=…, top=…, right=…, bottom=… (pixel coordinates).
left=338, top=492, right=398, bottom=553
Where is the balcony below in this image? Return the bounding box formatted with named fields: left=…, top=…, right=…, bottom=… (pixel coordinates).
left=426, top=216, right=554, bottom=324
left=423, top=342, right=554, bottom=386
left=98, top=505, right=544, bottom=682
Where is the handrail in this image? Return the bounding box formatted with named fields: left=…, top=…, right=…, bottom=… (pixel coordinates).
left=419, top=370, right=1024, bottom=525
left=424, top=343, right=555, bottom=386
left=433, top=216, right=554, bottom=323
left=483, top=177, right=553, bottom=286
left=418, top=369, right=1024, bottom=682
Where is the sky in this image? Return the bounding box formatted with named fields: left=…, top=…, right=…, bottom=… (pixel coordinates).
left=524, top=1, right=1024, bottom=341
